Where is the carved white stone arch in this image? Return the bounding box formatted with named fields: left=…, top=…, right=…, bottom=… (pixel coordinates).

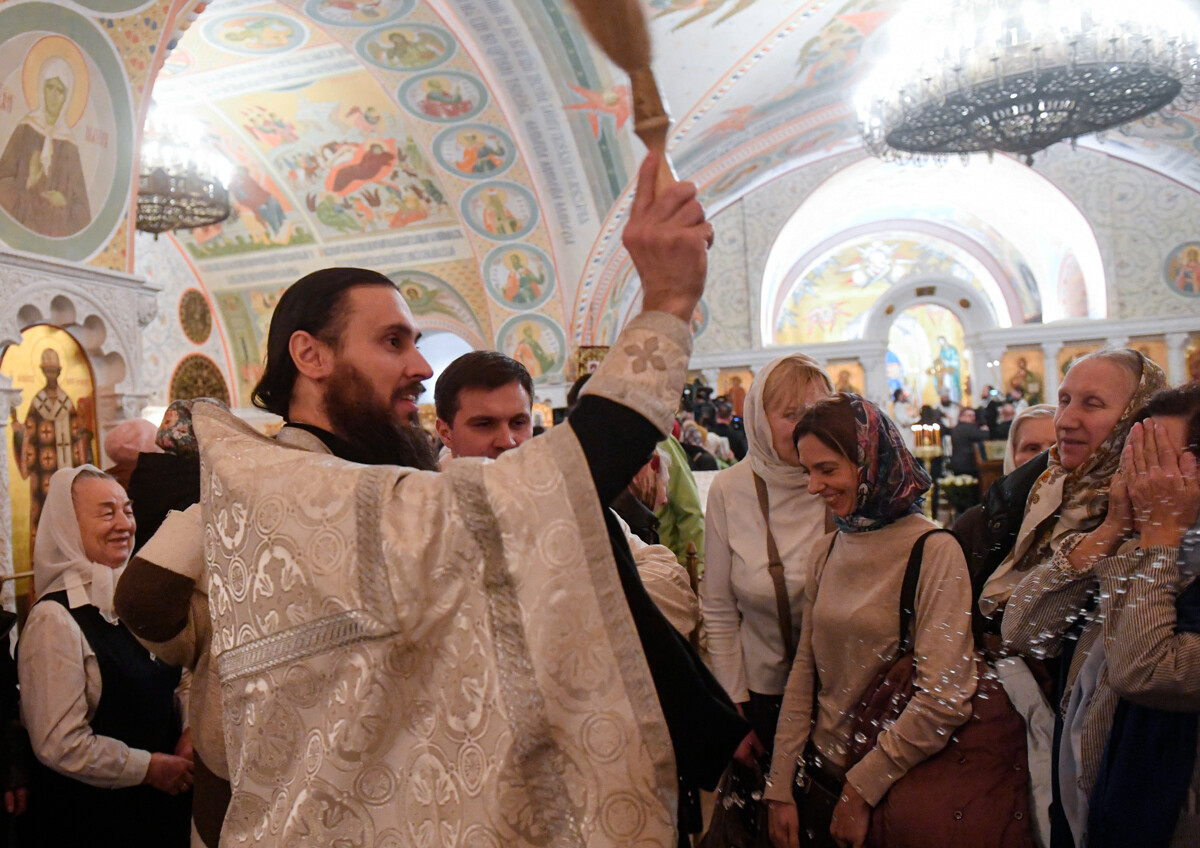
left=0, top=252, right=158, bottom=595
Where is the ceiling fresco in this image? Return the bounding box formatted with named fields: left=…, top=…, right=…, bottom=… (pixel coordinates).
left=144, top=0, right=1200, bottom=376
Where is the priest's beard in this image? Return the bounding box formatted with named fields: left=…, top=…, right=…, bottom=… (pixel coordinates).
left=324, top=362, right=438, bottom=471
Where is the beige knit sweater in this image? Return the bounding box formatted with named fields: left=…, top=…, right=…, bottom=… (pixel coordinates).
left=765, top=513, right=977, bottom=807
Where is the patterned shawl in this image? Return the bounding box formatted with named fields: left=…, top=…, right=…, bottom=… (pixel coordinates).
left=980, top=353, right=1167, bottom=614
left=836, top=394, right=932, bottom=534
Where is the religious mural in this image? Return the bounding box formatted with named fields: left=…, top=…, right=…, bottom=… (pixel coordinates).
left=399, top=71, right=487, bottom=123
left=461, top=182, right=538, bottom=241
left=886, top=304, right=967, bottom=407
left=1058, top=343, right=1102, bottom=379
left=2, top=325, right=99, bottom=576
left=773, top=236, right=988, bottom=345
left=1164, top=241, right=1200, bottom=297
left=304, top=0, right=415, bottom=27
left=497, top=315, right=565, bottom=382
left=359, top=23, right=455, bottom=71
left=0, top=4, right=132, bottom=262
left=1001, top=350, right=1046, bottom=406
left=482, top=245, right=554, bottom=310
left=827, top=362, right=865, bottom=396
left=1129, top=339, right=1170, bottom=375
left=717, top=370, right=752, bottom=418
left=433, top=124, right=515, bottom=180
left=202, top=12, right=308, bottom=56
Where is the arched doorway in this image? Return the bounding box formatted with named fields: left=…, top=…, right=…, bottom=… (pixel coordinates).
left=887, top=305, right=970, bottom=407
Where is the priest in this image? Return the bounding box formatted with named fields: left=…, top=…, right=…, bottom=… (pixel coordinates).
left=118, top=153, right=749, bottom=848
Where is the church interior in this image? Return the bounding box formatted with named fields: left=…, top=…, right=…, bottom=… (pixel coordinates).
left=2, top=0, right=1200, bottom=595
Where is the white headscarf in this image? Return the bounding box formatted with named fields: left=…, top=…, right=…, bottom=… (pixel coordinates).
left=744, top=353, right=828, bottom=490
left=19, top=57, right=75, bottom=177
left=34, top=465, right=127, bottom=623
left=1002, top=403, right=1055, bottom=475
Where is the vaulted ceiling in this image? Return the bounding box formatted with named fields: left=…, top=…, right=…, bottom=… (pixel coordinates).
left=148, top=0, right=1200, bottom=400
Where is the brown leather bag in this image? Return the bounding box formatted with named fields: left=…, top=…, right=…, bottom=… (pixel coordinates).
left=845, top=530, right=1035, bottom=848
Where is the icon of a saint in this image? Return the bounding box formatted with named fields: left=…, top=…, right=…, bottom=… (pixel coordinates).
left=0, top=55, right=92, bottom=237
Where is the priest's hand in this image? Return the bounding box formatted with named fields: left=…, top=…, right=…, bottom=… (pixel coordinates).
left=623, top=152, right=710, bottom=324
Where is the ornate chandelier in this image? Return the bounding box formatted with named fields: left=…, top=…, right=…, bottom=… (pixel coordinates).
left=136, top=103, right=232, bottom=237
left=857, top=0, right=1200, bottom=163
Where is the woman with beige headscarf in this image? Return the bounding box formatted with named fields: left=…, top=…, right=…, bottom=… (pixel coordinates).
left=18, top=465, right=191, bottom=846
left=702, top=354, right=833, bottom=753
left=995, top=350, right=1167, bottom=846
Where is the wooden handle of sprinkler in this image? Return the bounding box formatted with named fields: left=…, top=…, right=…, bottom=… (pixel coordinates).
left=630, top=67, right=677, bottom=195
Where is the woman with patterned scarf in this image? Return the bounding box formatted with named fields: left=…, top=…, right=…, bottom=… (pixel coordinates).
left=764, top=394, right=978, bottom=848
left=998, top=349, right=1167, bottom=848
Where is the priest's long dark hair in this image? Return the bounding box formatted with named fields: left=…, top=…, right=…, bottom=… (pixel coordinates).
left=251, top=267, right=397, bottom=419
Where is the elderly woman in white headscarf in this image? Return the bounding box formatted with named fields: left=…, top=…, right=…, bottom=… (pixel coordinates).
left=701, top=354, right=833, bottom=752
left=0, top=54, right=91, bottom=237
left=17, top=465, right=192, bottom=847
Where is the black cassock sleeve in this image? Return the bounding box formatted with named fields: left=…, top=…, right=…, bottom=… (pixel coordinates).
left=570, top=396, right=748, bottom=790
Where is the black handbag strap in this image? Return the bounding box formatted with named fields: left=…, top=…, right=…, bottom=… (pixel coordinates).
left=897, top=529, right=953, bottom=655
left=752, top=472, right=795, bottom=666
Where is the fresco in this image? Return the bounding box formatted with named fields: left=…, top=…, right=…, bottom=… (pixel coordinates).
left=358, top=23, right=455, bottom=71
left=496, top=315, right=566, bottom=382
left=1057, top=342, right=1102, bottom=379
left=827, top=361, right=865, bottom=396
left=202, top=13, right=308, bottom=56
left=565, top=84, right=630, bottom=138
left=1164, top=241, right=1200, bottom=297
left=886, top=304, right=967, bottom=406
left=218, top=72, right=454, bottom=241
left=482, top=244, right=555, bottom=310
left=305, top=0, right=415, bottom=28
left=716, top=370, right=752, bottom=417
left=1001, top=349, right=1046, bottom=406
left=773, top=237, right=987, bottom=345
left=398, top=71, right=487, bottom=123
left=2, top=324, right=99, bottom=576
left=0, top=5, right=133, bottom=262
left=432, top=124, right=515, bottom=180
left=460, top=182, right=538, bottom=240
left=1129, top=338, right=1170, bottom=376
left=389, top=267, right=487, bottom=345
left=650, top=0, right=766, bottom=30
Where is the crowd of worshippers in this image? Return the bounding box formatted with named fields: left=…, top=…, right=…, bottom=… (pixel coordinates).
left=1, top=155, right=1199, bottom=848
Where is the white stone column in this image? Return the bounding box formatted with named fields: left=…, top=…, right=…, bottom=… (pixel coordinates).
left=860, top=346, right=889, bottom=406
left=701, top=368, right=721, bottom=389
left=1166, top=332, right=1189, bottom=385
left=1041, top=340, right=1063, bottom=403
left=0, top=377, right=24, bottom=611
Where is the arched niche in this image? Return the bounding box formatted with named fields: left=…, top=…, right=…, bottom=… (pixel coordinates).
left=0, top=251, right=158, bottom=454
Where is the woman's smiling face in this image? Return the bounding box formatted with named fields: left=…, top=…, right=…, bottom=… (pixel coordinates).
left=797, top=433, right=857, bottom=518
left=1054, top=358, right=1138, bottom=470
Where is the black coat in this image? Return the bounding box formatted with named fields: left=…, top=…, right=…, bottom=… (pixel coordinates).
left=953, top=451, right=1050, bottom=633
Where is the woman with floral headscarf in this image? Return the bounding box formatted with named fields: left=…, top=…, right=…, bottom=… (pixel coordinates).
left=999, top=350, right=1168, bottom=847
left=702, top=354, right=832, bottom=756
left=764, top=394, right=978, bottom=848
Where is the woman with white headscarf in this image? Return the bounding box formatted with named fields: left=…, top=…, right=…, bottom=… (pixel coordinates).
left=0, top=55, right=91, bottom=237
left=702, top=354, right=833, bottom=752
left=18, top=466, right=191, bottom=847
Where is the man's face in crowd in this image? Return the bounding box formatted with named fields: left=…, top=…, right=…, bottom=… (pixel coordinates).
left=438, top=380, right=533, bottom=459
left=322, top=285, right=438, bottom=469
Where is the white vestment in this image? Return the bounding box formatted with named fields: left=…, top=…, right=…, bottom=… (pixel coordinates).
left=195, top=313, right=691, bottom=848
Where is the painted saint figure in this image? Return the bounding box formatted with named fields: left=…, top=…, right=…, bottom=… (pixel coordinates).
left=455, top=130, right=505, bottom=175
left=0, top=56, right=91, bottom=237
left=936, top=335, right=961, bottom=403
left=9, top=348, right=91, bottom=558
left=503, top=251, right=544, bottom=305
left=512, top=325, right=554, bottom=376
left=481, top=189, right=519, bottom=236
